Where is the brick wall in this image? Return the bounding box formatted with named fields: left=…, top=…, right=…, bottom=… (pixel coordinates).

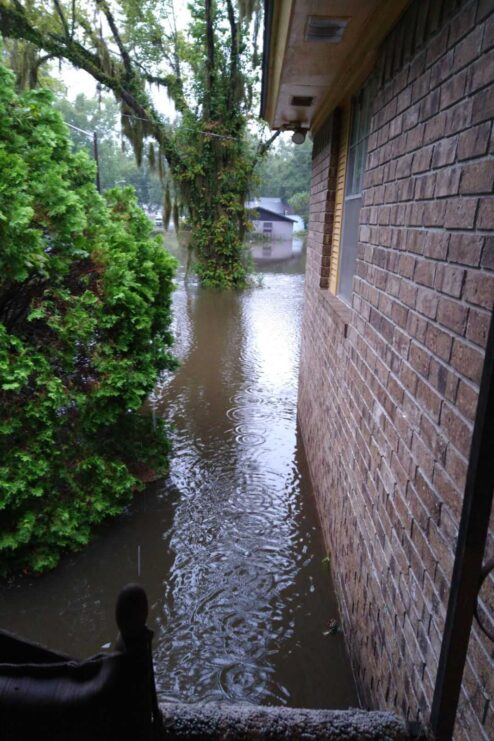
left=298, top=0, right=494, bottom=737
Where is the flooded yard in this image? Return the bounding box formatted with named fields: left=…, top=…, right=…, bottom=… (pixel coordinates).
left=0, top=236, right=357, bottom=709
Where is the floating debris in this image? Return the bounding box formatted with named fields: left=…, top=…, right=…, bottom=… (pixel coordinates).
left=323, top=619, right=341, bottom=636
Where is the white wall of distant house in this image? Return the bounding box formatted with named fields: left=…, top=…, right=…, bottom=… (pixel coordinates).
left=290, top=215, right=304, bottom=231
left=251, top=220, right=293, bottom=240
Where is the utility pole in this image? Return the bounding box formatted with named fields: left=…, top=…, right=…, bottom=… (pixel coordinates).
left=66, top=122, right=101, bottom=193
left=93, top=131, right=101, bottom=193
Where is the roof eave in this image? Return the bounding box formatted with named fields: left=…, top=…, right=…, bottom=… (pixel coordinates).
left=260, top=0, right=274, bottom=121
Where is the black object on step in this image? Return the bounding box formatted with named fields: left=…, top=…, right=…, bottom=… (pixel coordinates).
left=0, top=583, right=161, bottom=740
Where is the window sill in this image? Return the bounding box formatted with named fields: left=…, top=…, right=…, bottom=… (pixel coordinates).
left=320, top=291, right=352, bottom=338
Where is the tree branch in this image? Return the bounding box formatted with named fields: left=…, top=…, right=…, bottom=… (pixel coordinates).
left=204, top=0, right=215, bottom=119
left=95, top=0, right=132, bottom=78
left=131, top=58, right=190, bottom=117
left=257, top=128, right=281, bottom=157
left=225, top=0, right=238, bottom=110
left=170, top=1, right=182, bottom=81
left=251, top=5, right=261, bottom=68
left=0, top=1, right=181, bottom=170
left=70, top=0, right=75, bottom=38
left=52, top=0, right=69, bottom=38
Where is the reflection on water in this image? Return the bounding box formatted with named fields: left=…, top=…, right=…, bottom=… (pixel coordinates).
left=0, top=238, right=357, bottom=709
left=251, top=238, right=306, bottom=275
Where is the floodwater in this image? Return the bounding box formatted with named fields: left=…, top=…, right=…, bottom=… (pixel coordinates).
left=0, top=236, right=358, bottom=709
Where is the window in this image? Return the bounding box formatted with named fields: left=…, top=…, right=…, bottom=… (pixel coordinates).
left=263, top=221, right=273, bottom=234
left=338, top=78, right=374, bottom=302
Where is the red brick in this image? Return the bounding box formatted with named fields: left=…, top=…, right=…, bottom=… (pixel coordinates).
left=420, top=413, right=447, bottom=464
left=449, top=2, right=476, bottom=47
left=424, top=231, right=450, bottom=260
left=411, top=432, right=435, bottom=479
left=435, top=167, right=462, bottom=197
left=476, top=197, right=494, bottom=229
left=424, top=112, right=447, bottom=144
left=417, top=376, right=443, bottom=421
left=460, top=160, right=494, bottom=194
left=393, top=328, right=411, bottom=360
left=440, top=70, right=468, bottom=110
left=444, top=198, right=478, bottom=229
left=430, top=48, right=454, bottom=90
left=453, top=26, right=484, bottom=71
left=426, top=24, right=449, bottom=67
left=457, top=122, right=491, bottom=160
left=464, top=270, right=494, bottom=309
left=472, top=83, right=494, bottom=124
left=469, top=47, right=494, bottom=91
left=412, top=146, right=433, bottom=173
left=456, top=379, right=479, bottom=421
left=403, top=103, right=420, bottom=132
left=429, top=358, right=459, bottom=402
left=425, top=323, right=453, bottom=362
left=437, top=297, right=468, bottom=334
left=444, top=97, right=473, bottom=135
left=448, top=233, right=483, bottom=266
left=432, top=464, right=462, bottom=521
left=481, top=236, right=494, bottom=270
left=398, top=254, right=416, bottom=279
left=445, top=445, right=468, bottom=492
left=405, top=123, right=424, bottom=151
left=409, top=342, right=430, bottom=378
left=434, top=264, right=465, bottom=298
left=450, top=338, right=485, bottom=384
left=466, top=307, right=490, bottom=346
left=408, top=202, right=424, bottom=226
left=390, top=300, right=409, bottom=330
left=414, top=259, right=436, bottom=287
left=429, top=525, right=455, bottom=589
left=440, top=402, right=473, bottom=458
left=415, top=173, right=436, bottom=200
left=432, top=137, right=457, bottom=168
left=416, top=287, right=439, bottom=319
left=483, top=8, right=494, bottom=46
left=407, top=231, right=426, bottom=257
left=415, top=470, right=442, bottom=525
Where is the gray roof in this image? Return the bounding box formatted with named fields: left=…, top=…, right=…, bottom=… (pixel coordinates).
left=246, top=203, right=296, bottom=223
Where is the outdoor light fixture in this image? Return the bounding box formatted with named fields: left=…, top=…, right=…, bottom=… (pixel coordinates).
left=292, top=128, right=306, bottom=145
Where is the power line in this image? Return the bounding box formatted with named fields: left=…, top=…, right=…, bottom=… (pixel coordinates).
left=65, top=122, right=101, bottom=192
left=119, top=112, right=243, bottom=142
left=66, top=121, right=93, bottom=137
left=65, top=105, right=268, bottom=145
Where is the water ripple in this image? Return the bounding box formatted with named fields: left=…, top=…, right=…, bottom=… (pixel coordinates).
left=148, top=271, right=357, bottom=708
left=0, top=256, right=357, bottom=712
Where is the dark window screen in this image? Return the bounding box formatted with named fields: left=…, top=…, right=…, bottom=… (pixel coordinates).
left=339, top=79, right=374, bottom=302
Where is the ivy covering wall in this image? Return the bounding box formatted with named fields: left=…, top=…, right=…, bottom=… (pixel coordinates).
left=0, top=61, right=177, bottom=576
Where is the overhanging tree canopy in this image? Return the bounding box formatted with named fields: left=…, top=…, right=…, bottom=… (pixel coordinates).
left=0, top=0, right=281, bottom=287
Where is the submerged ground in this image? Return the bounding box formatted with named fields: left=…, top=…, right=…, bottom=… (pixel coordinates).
left=0, top=235, right=357, bottom=709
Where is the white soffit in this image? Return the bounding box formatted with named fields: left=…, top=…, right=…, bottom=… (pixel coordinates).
left=270, top=0, right=410, bottom=132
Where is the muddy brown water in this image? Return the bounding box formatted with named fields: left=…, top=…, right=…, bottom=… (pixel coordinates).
left=0, top=237, right=358, bottom=709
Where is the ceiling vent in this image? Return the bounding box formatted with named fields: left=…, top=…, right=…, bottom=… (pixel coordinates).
left=306, top=16, right=349, bottom=43
left=291, top=95, right=314, bottom=107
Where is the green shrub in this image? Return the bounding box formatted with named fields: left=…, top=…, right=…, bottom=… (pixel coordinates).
left=0, top=62, right=177, bottom=576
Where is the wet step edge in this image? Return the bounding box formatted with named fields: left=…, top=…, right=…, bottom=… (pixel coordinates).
left=159, top=702, right=428, bottom=739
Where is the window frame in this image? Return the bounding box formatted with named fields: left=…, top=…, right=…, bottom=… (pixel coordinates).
left=336, top=76, right=375, bottom=303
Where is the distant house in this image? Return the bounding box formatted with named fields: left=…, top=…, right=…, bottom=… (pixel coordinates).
left=246, top=198, right=295, bottom=239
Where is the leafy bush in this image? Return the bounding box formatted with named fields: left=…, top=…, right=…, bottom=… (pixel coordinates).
left=0, top=62, right=177, bottom=576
